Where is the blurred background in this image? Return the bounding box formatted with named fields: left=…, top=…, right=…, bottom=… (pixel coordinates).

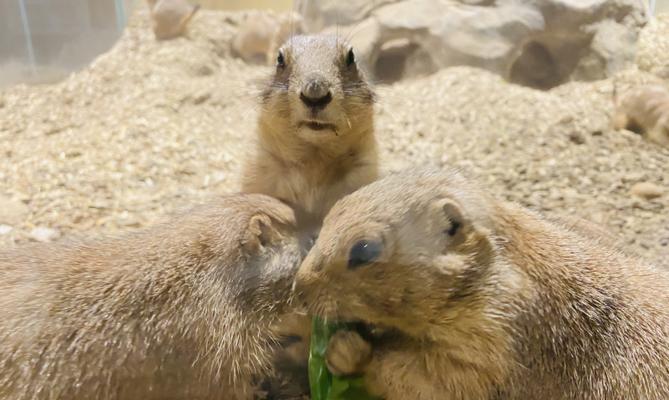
left=0, top=0, right=668, bottom=267
left=2, top=1, right=664, bottom=88
left=0, top=0, right=292, bottom=87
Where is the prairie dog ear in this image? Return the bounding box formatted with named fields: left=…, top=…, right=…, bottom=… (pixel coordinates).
left=243, top=214, right=276, bottom=252
left=431, top=197, right=494, bottom=263
left=434, top=198, right=469, bottom=238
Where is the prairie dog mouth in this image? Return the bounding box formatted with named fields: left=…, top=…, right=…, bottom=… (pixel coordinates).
left=298, top=120, right=336, bottom=132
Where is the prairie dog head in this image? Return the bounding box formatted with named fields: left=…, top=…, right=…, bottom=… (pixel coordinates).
left=182, top=194, right=302, bottom=315
left=0, top=194, right=303, bottom=399
left=294, top=168, right=496, bottom=339
left=614, top=84, right=669, bottom=147
left=260, top=34, right=375, bottom=149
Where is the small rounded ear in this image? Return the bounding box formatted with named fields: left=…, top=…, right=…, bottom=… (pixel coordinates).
left=243, top=214, right=275, bottom=253
left=346, top=46, right=356, bottom=67
left=434, top=198, right=494, bottom=264
left=439, top=199, right=468, bottom=238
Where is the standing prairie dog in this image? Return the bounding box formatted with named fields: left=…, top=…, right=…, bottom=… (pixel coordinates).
left=241, top=34, right=378, bottom=225
left=147, top=0, right=200, bottom=40
left=240, top=33, right=378, bottom=398
left=0, top=194, right=302, bottom=400
left=295, top=167, right=669, bottom=400
left=613, top=83, right=669, bottom=147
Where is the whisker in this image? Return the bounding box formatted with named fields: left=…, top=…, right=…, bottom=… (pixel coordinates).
left=343, top=11, right=375, bottom=44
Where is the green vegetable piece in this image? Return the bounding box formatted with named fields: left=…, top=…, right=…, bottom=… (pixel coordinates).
left=308, top=317, right=380, bottom=400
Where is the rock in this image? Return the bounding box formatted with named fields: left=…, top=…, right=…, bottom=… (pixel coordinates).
left=149, top=0, right=200, bottom=41
left=636, top=14, right=669, bottom=79
left=569, top=131, right=586, bottom=144
left=630, top=182, right=664, bottom=200
left=0, top=196, right=28, bottom=225
left=297, top=0, right=646, bottom=87
left=191, top=90, right=211, bottom=105
left=457, top=0, right=495, bottom=5
left=232, top=11, right=304, bottom=65
left=0, top=225, right=13, bottom=235
left=29, top=227, right=61, bottom=243
left=572, top=20, right=638, bottom=81
left=268, top=12, right=305, bottom=64
left=297, top=0, right=400, bottom=33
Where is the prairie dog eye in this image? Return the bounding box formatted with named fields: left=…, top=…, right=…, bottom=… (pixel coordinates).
left=277, top=50, right=286, bottom=68
left=348, top=239, right=382, bottom=270
left=346, top=47, right=355, bottom=67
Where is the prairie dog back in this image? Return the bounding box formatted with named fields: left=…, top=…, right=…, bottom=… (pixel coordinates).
left=0, top=194, right=302, bottom=400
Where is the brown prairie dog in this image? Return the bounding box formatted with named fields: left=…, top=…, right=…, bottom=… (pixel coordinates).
left=613, top=83, right=669, bottom=147
left=147, top=0, right=200, bottom=40
left=549, top=214, right=622, bottom=249
left=0, top=194, right=302, bottom=400
left=241, top=34, right=378, bottom=225
left=295, top=167, right=669, bottom=400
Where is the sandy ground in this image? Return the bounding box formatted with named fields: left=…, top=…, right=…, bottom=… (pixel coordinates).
left=0, top=10, right=667, bottom=268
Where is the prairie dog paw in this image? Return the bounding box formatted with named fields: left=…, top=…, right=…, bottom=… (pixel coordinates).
left=325, top=330, right=372, bottom=376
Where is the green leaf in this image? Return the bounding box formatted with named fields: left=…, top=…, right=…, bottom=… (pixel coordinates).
left=308, top=317, right=381, bottom=400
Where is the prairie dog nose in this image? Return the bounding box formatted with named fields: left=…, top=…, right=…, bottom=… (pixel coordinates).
left=300, top=76, right=332, bottom=109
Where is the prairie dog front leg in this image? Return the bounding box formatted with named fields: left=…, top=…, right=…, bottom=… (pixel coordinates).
left=325, top=330, right=372, bottom=376
left=325, top=330, right=427, bottom=399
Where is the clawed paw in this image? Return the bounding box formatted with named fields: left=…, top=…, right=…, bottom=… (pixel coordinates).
left=325, top=330, right=372, bottom=376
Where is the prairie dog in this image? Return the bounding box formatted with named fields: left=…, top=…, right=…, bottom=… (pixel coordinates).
left=240, top=34, right=378, bottom=398
left=613, top=83, right=669, bottom=147
left=0, top=194, right=302, bottom=400
left=147, top=0, right=200, bottom=40
left=241, top=34, right=378, bottom=225
left=295, top=167, right=669, bottom=400
left=549, top=214, right=622, bottom=249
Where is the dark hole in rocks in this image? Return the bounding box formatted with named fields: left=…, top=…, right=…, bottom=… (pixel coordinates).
left=373, top=39, right=437, bottom=84
left=509, top=34, right=596, bottom=90
left=625, top=118, right=646, bottom=136
left=509, top=40, right=562, bottom=90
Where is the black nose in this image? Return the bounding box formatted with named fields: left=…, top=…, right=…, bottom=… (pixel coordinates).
left=300, top=79, right=332, bottom=110
left=300, top=92, right=332, bottom=109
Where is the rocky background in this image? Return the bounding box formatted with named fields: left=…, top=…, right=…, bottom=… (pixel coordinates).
left=0, top=0, right=667, bottom=268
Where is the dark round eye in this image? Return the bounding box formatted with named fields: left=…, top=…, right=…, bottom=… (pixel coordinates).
left=348, top=239, right=382, bottom=270
left=346, top=48, right=355, bottom=67
left=277, top=51, right=285, bottom=68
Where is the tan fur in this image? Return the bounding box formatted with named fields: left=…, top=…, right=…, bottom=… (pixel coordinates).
left=295, top=167, right=669, bottom=400
left=148, top=0, right=200, bottom=41
left=241, top=34, right=378, bottom=224
left=613, top=84, right=669, bottom=147
left=240, top=34, right=378, bottom=398
left=550, top=214, right=622, bottom=249
left=0, top=194, right=302, bottom=400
